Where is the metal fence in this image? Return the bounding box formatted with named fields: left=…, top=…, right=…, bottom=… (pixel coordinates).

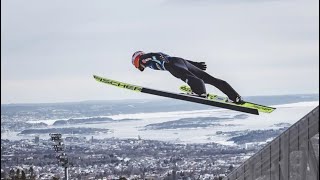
left=224, top=106, right=319, bottom=180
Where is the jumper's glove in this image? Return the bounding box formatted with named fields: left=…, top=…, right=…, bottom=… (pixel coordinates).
left=189, top=61, right=207, bottom=71
left=197, top=62, right=207, bottom=71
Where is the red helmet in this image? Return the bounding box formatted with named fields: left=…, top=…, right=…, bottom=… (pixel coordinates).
left=132, top=51, right=144, bottom=68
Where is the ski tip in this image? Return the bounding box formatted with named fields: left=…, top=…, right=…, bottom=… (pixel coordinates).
left=93, top=75, right=104, bottom=82
left=93, top=75, right=101, bottom=80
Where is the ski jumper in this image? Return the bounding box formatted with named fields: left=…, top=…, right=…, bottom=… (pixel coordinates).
left=139, top=52, right=241, bottom=102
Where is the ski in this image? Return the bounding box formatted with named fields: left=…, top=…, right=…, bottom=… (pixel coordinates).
left=179, top=85, right=276, bottom=113
left=93, top=75, right=259, bottom=115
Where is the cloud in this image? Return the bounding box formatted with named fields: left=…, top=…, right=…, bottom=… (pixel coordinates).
left=1, top=0, right=319, bottom=103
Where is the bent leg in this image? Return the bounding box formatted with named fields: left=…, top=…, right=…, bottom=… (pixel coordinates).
left=185, top=61, right=241, bottom=101
left=204, top=75, right=240, bottom=102
left=166, top=58, right=206, bottom=96
left=185, top=75, right=206, bottom=95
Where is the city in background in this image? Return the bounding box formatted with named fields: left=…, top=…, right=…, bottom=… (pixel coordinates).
left=1, top=94, right=319, bottom=179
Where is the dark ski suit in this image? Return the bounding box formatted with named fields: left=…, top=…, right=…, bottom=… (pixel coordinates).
left=139, top=52, right=241, bottom=102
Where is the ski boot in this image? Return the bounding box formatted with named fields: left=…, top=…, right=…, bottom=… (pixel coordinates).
left=199, top=93, right=208, bottom=99
left=233, top=96, right=245, bottom=104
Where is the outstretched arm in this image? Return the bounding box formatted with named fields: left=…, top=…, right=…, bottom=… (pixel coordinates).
left=186, top=60, right=207, bottom=71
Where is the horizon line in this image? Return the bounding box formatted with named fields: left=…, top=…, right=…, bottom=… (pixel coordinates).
left=1, top=93, right=319, bottom=106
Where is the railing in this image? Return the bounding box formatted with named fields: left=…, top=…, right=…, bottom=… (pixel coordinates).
left=224, top=106, right=319, bottom=180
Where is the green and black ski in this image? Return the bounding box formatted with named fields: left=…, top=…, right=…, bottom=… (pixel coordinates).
left=179, top=85, right=276, bottom=113
left=93, top=75, right=260, bottom=115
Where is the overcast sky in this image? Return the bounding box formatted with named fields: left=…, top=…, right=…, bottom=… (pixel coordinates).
left=1, top=0, right=319, bottom=104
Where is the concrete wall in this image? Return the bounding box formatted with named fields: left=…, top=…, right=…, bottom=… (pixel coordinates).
left=224, top=106, right=319, bottom=180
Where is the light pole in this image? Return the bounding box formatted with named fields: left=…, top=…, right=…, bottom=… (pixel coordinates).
left=50, top=133, right=69, bottom=180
